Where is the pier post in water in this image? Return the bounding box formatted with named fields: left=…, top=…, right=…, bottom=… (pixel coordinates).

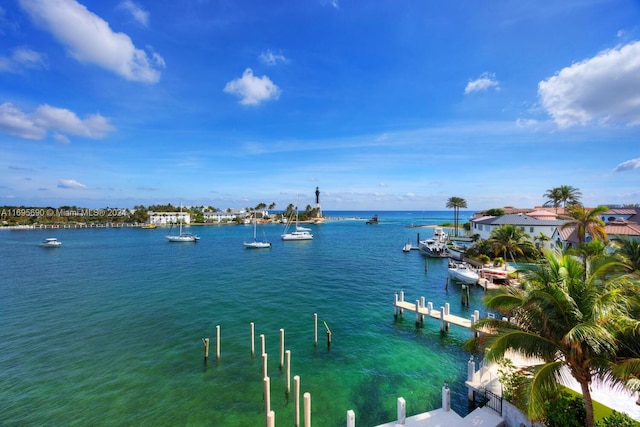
left=467, top=356, right=476, bottom=400
left=260, top=334, right=266, bottom=355
left=397, top=397, right=406, bottom=424
left=279, top=329, right=285, bottom=369
left=250, top=322, right=255, bottom=356
left=294, top=375, right=301, bottom=427
left=285, top=350, right=291, bottom=394
left=216, top=325, right=221, bottom=360
left=415, top=299, right=421, bottom=327
left=303, top=392, right=311, bottom=427
left=346, top=410, right=355, bottom=427
left=264, top=376, right=271, bottom=418
left=267, top=410, right=275, bottom=427
left=262, top=352, right=268, bottom=378
left=202, top=338, right=209, bottom=362
left=442, top=382, right=451, bottom=411
left=394, top=292, right=398, bottom=318
left=314, top=313, right=318, bottom=346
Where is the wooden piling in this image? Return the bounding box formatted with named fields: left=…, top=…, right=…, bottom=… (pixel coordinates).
left=279, top=329, right=285, bottom=369
left=264, top=376, right=271, bottom=419
left=202, top=338, right=209, bottom=362
left=313, top=313, right=318, bottom=346
left=262, top=352, right=268, bottom=378
left=304, top=392, right=311, bottom=427
left=285, top=350, right=291, bottom=394
left=323, top=321, right=332, bottom=348
left=216, top=325, right=221, bottom=360
left=294, top=375, right=301, bottom=427
left=347, top=410, right=355, bottom=427
left=250, top=322, right=255, bottom=356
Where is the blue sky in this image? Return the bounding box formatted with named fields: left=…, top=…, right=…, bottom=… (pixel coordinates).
left=1, top=0, right=639, bottom=211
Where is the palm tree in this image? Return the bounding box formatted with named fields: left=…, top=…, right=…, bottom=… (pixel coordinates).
left=613, top=237, right=640, bottom=275
left=488, top=224, right=534, bottom=266
left=544, top=185, right=582, bottom=209
left=533, top=232, right=551, bottom=252
left=542, top=188, right=562, bottom=212
left=466, top=251, right=640, bottom=427
left=446, top=196, right=467, bottom=237
left=560, top=205, right=608, bottom=244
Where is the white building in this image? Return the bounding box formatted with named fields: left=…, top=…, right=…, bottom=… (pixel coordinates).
left=148, top=211, right=191, bottom=225
left=471, top=212, right=568, bottom=251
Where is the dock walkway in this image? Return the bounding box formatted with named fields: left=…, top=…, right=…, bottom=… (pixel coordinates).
left=393, top=291, right=481, bottom=334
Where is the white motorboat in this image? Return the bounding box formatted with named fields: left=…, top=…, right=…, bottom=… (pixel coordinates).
left=418, top=227, right=448, bottom=257
left=244, top=213, right=271, bottom=249
left=281, top=203, right=313, bottom=241
left=41, top=237, right=62, bottom=247
left=165, top=205, right=199, bottom=242
left=448, top=261, right=479, bottom=285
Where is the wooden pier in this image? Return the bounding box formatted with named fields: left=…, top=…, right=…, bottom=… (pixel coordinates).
left=394, top=290, right=480, bottom=334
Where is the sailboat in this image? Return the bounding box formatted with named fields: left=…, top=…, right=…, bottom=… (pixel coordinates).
left=165, top=205, right=200, bottom=242
left=281, top=203, right=313, bottom=241
left=244, top=212, right=271, bottom=249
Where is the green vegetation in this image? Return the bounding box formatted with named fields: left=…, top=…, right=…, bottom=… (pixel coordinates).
left=465, top=250, right=640, bottom=427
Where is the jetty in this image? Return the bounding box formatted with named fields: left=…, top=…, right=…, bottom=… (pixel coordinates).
left=394, top=291, right=482, bottom=335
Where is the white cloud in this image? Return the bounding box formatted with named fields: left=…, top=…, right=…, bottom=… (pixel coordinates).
left=18, top=0, right=163, bottom=83
left=119, top=0, right=149, bottom=27
left=538, top=41, right=640, bottom=128
left=464, top=73, right=500, bottom=94
left=613, top=158, right=640, bottom=172
left=0, top=47, right=46, bottom=73
left=259, top=50, right=288, bottom=66
left=57, top=179, right=87, bottom=189
left=223, top=68, right=281, bottom=106
left=0, top=102, right=114, bottom=141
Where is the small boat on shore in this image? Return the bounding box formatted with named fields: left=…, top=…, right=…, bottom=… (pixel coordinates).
left=448, top=261, right=479, bottom=284
left=141, top=223, right=157, bottom=229
left=41, top=237, right=62, bottom=247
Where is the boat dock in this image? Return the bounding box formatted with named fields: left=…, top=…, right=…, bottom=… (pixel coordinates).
left=394, top=290, right=481, bottom=334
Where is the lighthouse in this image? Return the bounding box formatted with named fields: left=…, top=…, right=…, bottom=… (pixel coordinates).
left=315, top=187, right=322, bottom=218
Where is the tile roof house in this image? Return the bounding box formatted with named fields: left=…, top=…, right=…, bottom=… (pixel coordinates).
left=471, top=213, right=568, bottom=251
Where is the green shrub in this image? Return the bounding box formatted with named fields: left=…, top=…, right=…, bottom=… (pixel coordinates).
left=595, top=411, right=639, bottom=427
left=543, top=392, right=586, bottom=427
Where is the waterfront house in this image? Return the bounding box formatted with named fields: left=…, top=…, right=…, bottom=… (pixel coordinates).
left=471, top=212, right=568, bottom=251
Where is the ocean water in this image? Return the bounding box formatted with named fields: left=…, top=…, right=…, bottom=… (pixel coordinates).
left=0, top=211, right=488, bottom=427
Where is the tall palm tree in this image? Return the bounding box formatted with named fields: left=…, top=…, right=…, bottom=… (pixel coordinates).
left=466, top=251, right=640, bottom=427
left=542, top=187, right=562, bottom=212
left=560, top=205, right=608, bottom=244
left=446, top=196, right=467, bottom=237
left=543, top=185, right=582, bottom=213
left=488, top=224, right=534, bottom=265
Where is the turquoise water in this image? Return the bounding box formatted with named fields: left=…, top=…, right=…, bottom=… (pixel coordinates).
left=0, top=211, right=487, bottom=426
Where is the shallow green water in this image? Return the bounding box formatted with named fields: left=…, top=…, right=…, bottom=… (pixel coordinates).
left=0, top=211, right=486, bottom=426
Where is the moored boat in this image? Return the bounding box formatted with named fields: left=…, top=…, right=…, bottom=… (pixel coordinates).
left=41, top=237, right=62, bottom=247
left=165, top=204, right=199, bottom=242
left=244, top=213, right=271, bottom=249
left=418, top=227, right=448, bottom=257
left=281, top=201, right=313, bottom=241
left=448, top=261, right=479, bottom=284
